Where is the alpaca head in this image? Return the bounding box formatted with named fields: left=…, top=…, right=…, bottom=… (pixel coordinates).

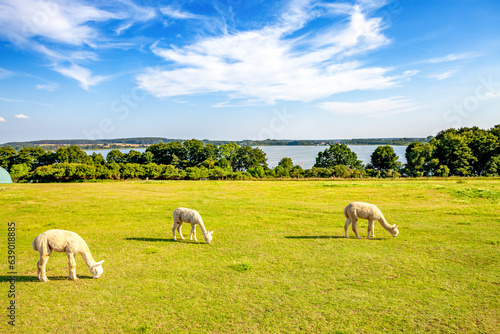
left=204, top=231, right=214, bottom=244
left=90, top=260, right=104, bottom=278
left=391, top=225, right=399, bottom=237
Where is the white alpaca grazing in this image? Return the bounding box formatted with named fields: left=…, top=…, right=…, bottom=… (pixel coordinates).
left=32, top=229, right=104, bottom=282
left=344, top=202, right=399, bottom=239
left=172, top=207, right=213, bottom=244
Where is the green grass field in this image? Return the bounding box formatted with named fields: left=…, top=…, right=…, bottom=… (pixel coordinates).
left=1, top=179, right=499, bottom=333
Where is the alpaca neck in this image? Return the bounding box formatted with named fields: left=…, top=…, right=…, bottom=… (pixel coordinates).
left=197, top=220, right=209, bottom=236
left=79, top=249, right=96, bottom=268
left=377, top=216, right=394, bottom=232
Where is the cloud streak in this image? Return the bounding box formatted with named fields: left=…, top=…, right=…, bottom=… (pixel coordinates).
left=0, top=97, right=53, bottom=107
left=425, top=52, right=479, bottom=64
left=428, top=68, right=460, bottom=81
left=36, top=82, right=59, bottom=92
left=137, top=0, right=406, bottom=104
left=54, top=64, right=109, bottom=91
left=0, top=0, right=156, bottom=90
left=160, top=6, right=203, bottom=20
left=317, top=96, right=420, bottom=117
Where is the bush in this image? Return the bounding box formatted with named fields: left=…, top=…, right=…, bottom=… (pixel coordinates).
left=332, top=165, right=350, bottom=178
left=9, top=164, right=30, bottom=182
left=248, top=166, right=265, bottom=178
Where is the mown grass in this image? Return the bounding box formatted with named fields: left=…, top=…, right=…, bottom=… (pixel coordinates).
left=1, top=179, right=499, bottom=333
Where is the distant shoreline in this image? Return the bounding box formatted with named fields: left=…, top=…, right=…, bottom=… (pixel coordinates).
left=1, top=137, right=428, bottom=150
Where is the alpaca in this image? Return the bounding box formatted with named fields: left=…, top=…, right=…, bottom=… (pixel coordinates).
left=344, top=202, right=399, bottom=239
left=172, top=207, right=213, bottom=244
left=32, top=229, right=104, bottom=282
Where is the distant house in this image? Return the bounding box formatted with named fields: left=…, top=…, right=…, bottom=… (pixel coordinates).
left=0, top=167, right=12, bottom=184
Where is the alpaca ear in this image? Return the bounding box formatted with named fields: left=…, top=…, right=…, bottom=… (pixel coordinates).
left=96, top=260, right=104, bottom=266
left=209, top=231, right=214, bottom=235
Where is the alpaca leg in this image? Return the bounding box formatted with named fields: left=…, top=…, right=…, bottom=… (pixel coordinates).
left=172, top=222, right=178, bottom=241
left=67, top=253, right=78, bottom=281
left=37, top=253, right=50, bottom=282
left=352, top=218, right=361, bottom=239
left=177, top=222, right=185, bottom=239
left=173, top=222, right=184, bottom=241
left=344, top=218, right=351, bottom=238
left=190, top=225, right=197, bottom=242
left=367, top=220, right=375, bottom=239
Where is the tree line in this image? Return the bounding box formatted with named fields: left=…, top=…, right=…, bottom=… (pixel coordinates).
left=0, top=125, right=498, bottom=182
left=2, top=137, right=427, bottom=151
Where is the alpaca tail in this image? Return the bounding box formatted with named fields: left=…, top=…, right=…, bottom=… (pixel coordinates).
left=32, top=234, right=48, bottom=252
left=344, top=206, right=349, bottom=219
left=32, top=236, right=39, bottom=251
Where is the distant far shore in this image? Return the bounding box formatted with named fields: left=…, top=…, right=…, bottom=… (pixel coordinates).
left=1, top=137, right=429, bottom=150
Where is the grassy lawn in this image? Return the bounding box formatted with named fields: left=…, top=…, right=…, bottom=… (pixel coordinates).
left=1, top=179, right=499, bottom=333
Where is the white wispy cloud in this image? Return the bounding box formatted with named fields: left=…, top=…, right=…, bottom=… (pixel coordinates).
left=0, top=68, right=14, bottom=79
left=137, top=0, right=405, bottom=104
left=0, top=97, right=53, bottom=107
left=428, top=68, right=460, bottom=80
left=0, top=0, right=116, bottom=46
left=0, top=116, right=6, bottom=122
left=54, top=64, right=108, bottom=90
left=160, top=6, right=203, bottom=20
left=425, top=52, right=479, bottom=64
left=15, top=114, right=31, bottom=119
left=485, top=91, right=500, bottom=99
left=36, top=82, right=60, bottom=92
left=317, top=96, right=420, bottom=117
left=0, top=0, right=156, bottom=90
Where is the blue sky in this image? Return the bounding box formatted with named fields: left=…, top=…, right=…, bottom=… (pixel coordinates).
left=0, top=0, right=499, bottom=143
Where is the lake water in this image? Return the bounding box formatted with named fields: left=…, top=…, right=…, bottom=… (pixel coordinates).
left=85, top=145, right=408, bottom=169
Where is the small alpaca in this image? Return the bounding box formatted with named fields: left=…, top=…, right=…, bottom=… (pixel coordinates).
left=172, top=207, right=213, bottom=244
left=32, top=229, right=104, bottom=282
left=344, top=202, right=399, bottom=239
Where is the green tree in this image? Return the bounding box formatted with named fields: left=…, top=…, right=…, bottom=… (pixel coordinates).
left=220, top=143, right=240, bottom=161
left=0, top=147, right=16, bottom=169
left=306, top=167, right=332, bottom=178
left=278, top=157, right=294, bottom=176
left=457, top=127, right=498, bottom=175
left=66, top=145, right=89, bottom=164
left=405, top=142, right=435, bottom=176
left=142, top=151, right=154, bottom=164
left=248, top=166, right=265, bottom=178
left=314, top=143, right=362, bottom=169
left=370, top=145, right=400, bottom=171
left=216, top=158, right=232, bottom=172
left=484, top=155, right=500, bottom=176
left=9, top=164, right=30, bottom=182
left=125, top=150, right=143, bottom=164
left=332, top=165, right=350, bottom=178
left=434, top=130, right=476, bottom=176
left=289, top=165, right=304, bottom=178
left=54, top=147, right=69, bottom=163
left=90, top=152, right=106, bottom=165
left=274, top=165, right=286, bottom=177
left=147, top=142, right=186, bottom=166
left=107, top=149, right=125, bottom=164
left=12, top=147, right=48, bottom=170
left=202, top=143, right=220, bottom=161
left=232, top=146, right=268, bottom=171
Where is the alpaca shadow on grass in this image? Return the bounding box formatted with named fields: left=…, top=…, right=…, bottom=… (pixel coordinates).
left=125, top=237, right=176, bottom=243
left=285, top=236, right=344, bottom=240
left=286, top=235, right=383, bottom=241
left=0, top=275, right=94, bottom=282
left=125, top=237, right=206, bottom=244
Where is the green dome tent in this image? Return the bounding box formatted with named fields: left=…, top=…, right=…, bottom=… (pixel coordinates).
left=0, top=167, right=12, bottom=184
